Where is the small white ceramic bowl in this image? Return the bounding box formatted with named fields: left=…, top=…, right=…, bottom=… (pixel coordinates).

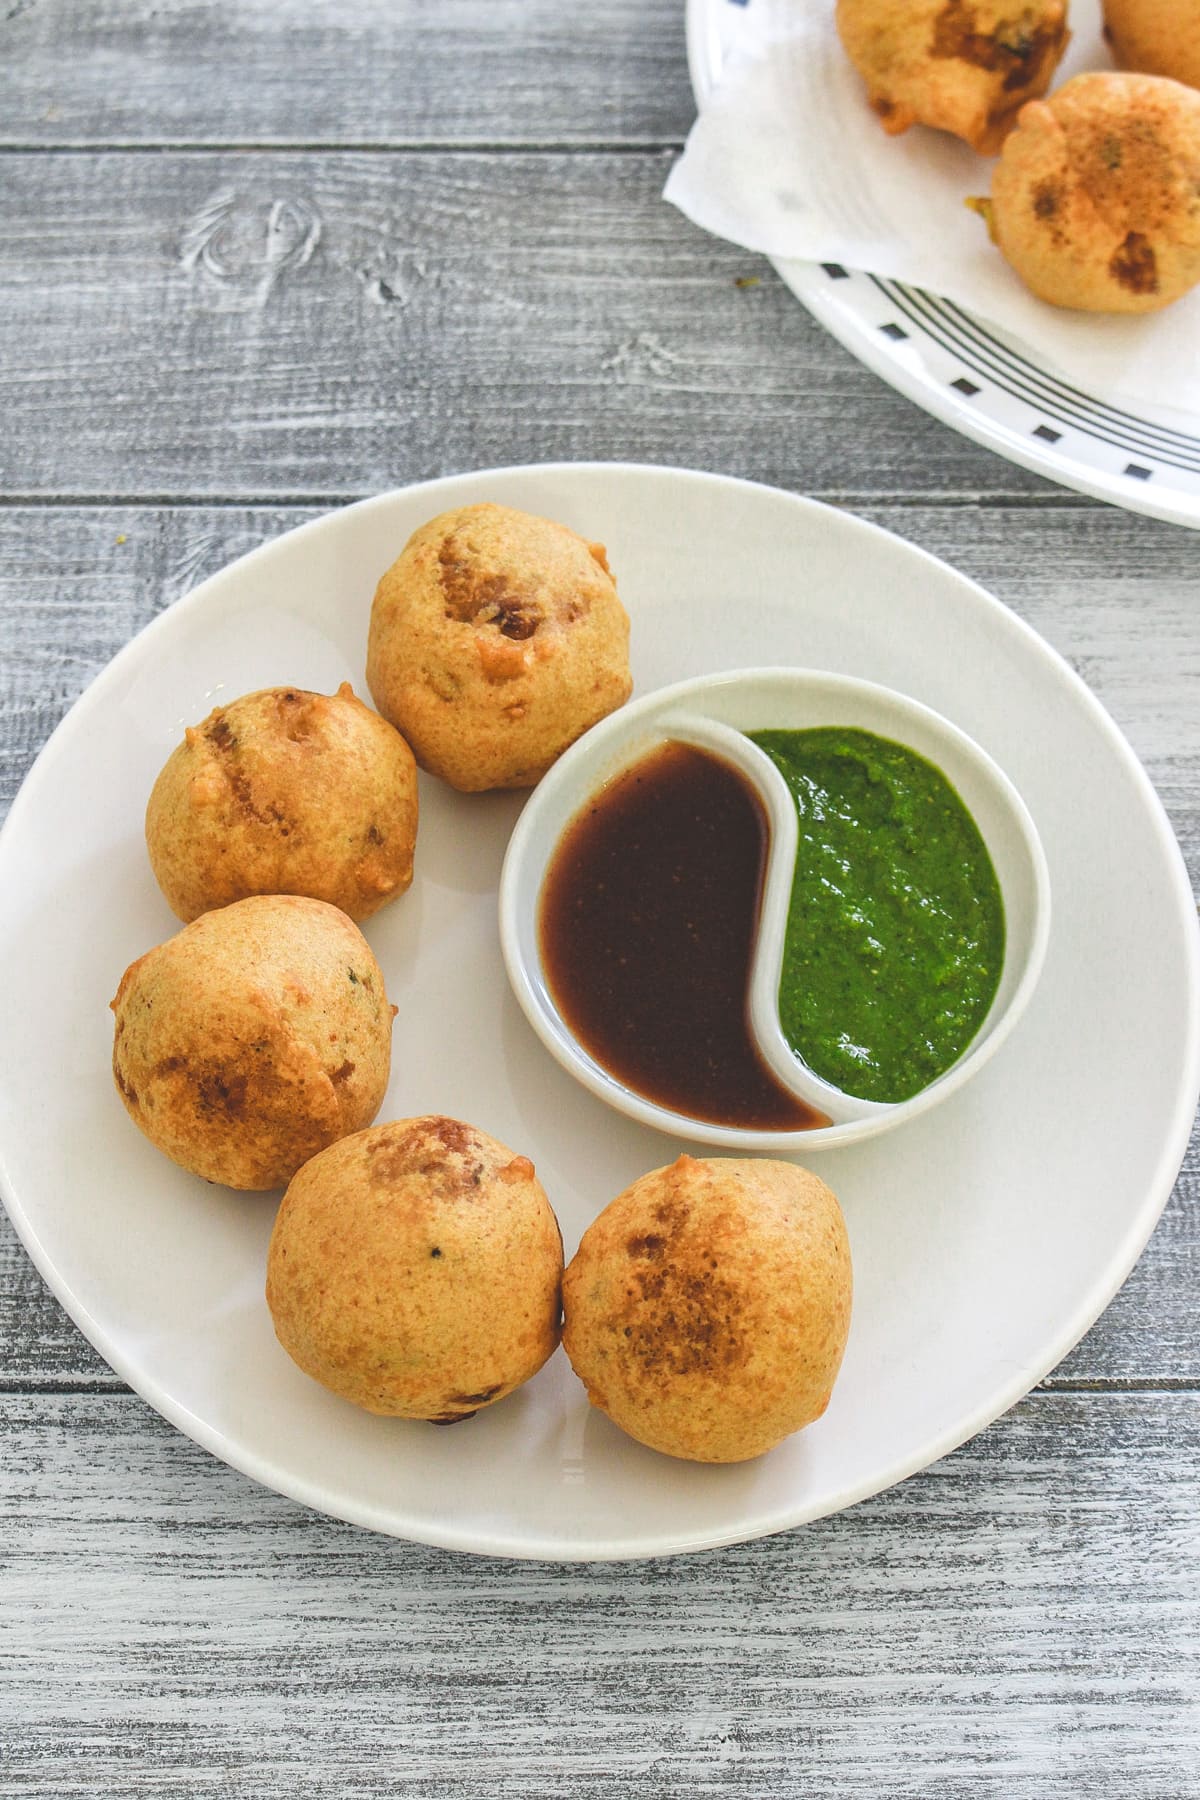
left=499, top=669, right=1051, bottom=1151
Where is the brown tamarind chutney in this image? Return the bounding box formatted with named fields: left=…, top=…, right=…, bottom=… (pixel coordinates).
left=537, top=740, right=825, bottom=1131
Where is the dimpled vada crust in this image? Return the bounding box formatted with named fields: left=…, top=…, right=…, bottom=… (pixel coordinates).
left=366, top=503, right=633, bottom=792
left=979, top=72, right=1200, bottom=312
left=111, top=895, right=395, bottom=1190
left=562, top=1156, right=852, bottom=1464
left=1103, top=0, right=1200, bottom=94
left=145, top=683, right=418, bottom=923
left=836, top=0, right=1069, bottom=154
left=265, top=1117, right=564, bottom=1419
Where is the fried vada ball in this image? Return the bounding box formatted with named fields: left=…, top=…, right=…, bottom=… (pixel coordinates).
left=1103, top=0, right=1200, bottom=94
left=111, top=895, right=395, bottom=1190
left=562, top=1155, right=852, bottom=1464
left=146, top=683, right=418, bottom=923
left=265, top=1117, right=564, bottom=1419
left=836, top=0, right=1069, bottom=154
left=366, top=503, right=632, bottom=792
left=973, top=72, right=1200, bottom=311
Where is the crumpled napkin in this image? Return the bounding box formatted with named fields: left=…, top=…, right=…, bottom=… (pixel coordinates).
left=665, top=0, right=1200, bottom=414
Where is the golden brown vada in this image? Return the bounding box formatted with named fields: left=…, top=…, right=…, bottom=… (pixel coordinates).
left=973, top=72, right=1200, bottom=311
left=836, top=0, right=1069, bottom=154
left=1103, top=0, right=1200, bottom=94
left=111, top=895, right=394, bottom=1190
left=366, top=503, right=632, bottom=792
left=562, top=1155, right=852, bottom=1464
left=145, top=683, right=418, bottom=923
left=265, top=1116, right=563, bottom=1419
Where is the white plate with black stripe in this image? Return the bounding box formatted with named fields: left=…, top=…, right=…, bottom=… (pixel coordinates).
left=687, top=0, right=1200, bottom=529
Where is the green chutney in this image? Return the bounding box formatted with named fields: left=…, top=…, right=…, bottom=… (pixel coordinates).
left=748, top=728, right=1005, bottom=1104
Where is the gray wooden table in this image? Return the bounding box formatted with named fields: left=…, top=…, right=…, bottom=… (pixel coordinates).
left=2, top=4, right=1198, bottom=1793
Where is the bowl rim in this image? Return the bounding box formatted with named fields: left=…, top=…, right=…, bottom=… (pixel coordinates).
left=499, top=665, right=1052, bottom=1152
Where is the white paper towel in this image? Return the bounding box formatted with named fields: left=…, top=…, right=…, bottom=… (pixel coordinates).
left=665, top=0, right=1200, bottom=413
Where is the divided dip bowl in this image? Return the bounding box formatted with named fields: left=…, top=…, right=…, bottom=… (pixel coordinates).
left=500, top=667, right=1051, bottom=1152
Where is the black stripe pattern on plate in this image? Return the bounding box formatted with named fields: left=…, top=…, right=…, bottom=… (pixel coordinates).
left=872, top=277, right=1200, bottom=477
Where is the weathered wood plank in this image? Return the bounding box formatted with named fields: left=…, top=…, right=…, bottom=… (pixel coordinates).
left=1, top=0, right=696, bottom=148
left=0, top=151, right=1060, bottom=503
left=1, top=1391, right=1197, bottom=1794
left=0, top=502, right=1196, bottom=1390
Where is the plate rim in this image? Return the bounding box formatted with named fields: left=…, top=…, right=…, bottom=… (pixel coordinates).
left=1, top=460, right=1198, bottom=1561
left=682, top=0, right=1200, bottom=531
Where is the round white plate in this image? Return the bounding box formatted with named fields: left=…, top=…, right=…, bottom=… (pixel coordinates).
left=687, top=0, right=1200, bottom=530
left=1, top=464, right=1196, bottom=1561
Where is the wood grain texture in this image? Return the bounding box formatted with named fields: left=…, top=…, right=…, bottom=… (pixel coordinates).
left=0, top=151, right=1061, bottom=503
left=1, top=503, right=1196, bottom=1391
left=1, top=1391, right=1198, bottom=1794
left=0, top=0, right=696, bottom=147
